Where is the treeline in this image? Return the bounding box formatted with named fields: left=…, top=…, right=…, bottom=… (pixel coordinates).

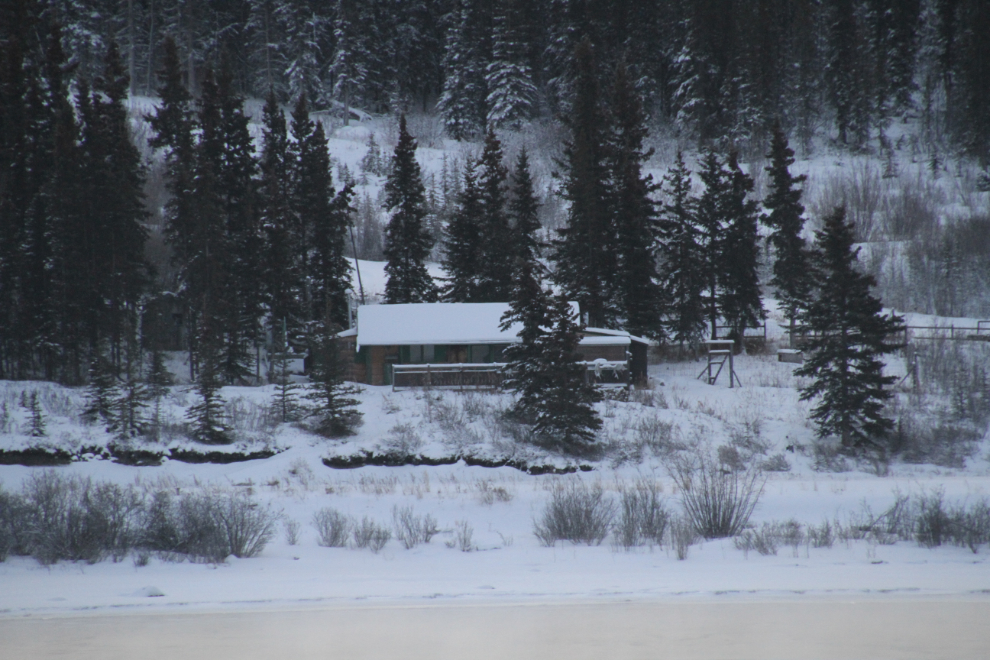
left=2, top=0, right=988, bottom=159
left=0, top=21, right=356, bottom=389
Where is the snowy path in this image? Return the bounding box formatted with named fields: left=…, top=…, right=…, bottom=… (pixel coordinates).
left=3, top=598, right=988, bottom=659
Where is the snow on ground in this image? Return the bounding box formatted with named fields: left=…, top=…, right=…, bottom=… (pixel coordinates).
left=2, top=345, right=989, bottom=617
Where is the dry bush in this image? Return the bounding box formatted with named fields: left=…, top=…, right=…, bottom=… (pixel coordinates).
left=392, top=505, right=439, bottom=549
left=614, top=479, right=670, bottom=549
left=533, top=481, right=615, bottom=546
left=446, top=520, right=475, bottom=552
left=669, top=515, right=697, bottom=560
left=312, top=508, right=352, bottom=548
left=216, top=491, right=277, bottom=558
left=381, top=423, right=424, bottom=455
left=668, top=452, right=766, bottom=539
left=476, top=480, right=513, bottom=505
left=283, top=518, right=301, bottom=546
left=734, top=520, right=804, bottom=557
left=352, top=517, right=391, bottom=553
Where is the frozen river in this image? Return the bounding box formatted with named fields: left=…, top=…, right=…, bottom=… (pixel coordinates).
left=3, top=597, right=988, bottom=659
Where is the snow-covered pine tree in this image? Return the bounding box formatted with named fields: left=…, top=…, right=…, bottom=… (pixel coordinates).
left=657, top=152, right=706, bottom=347
left=269, top=322, right=302, bottom=424
left=259, top=89, right=304, bottom=347
left=475, top=129, right=513, bottom=302
left=84, top=41, right=149, bottom=371
left=762, top=123, right=813, bottom=346
left=826, top=0, right=872, bottom=147
left=796, top=206, right=905, bottom=454
left=82, top=351, right=121, bottom=430
left=305, top=320, right=362, bottom=437
left=145, top=348, right=174, bottom=442
left=485, top=0, right=537, bottom=130
left=186, top=315, right=231, bottom=445
left=383, top=115, right=438, bottom=303
left=331, top=0, right=370, bottom=122
left=441, top=159, right=483, bottom=302
left=114, top=341, right=149, bottom=440
left=438, top=0, right=490, bottom=140
left=500, top=259, right=602, bottom=454
left=551, top=37, right=618, bottom=329
left=214, top=56, right=261, bottom=385
left=309, top=121, right=354, bottom=329
left=28, top=391, right=46, bottom=438
left=359, top=132, right=385, bottom=176
left=508, top=147, right=543, bottom=271
left=695, top=151, right=730, bottom=339
left=718, top=151, right=765, bottom=344
left=608, top=62, right=664, bottom=342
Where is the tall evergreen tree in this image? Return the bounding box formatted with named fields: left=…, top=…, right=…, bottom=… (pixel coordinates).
left=507, top=147, right=542, bottom=270
left=762, top=123, right=812, bottom=345
left=719, top=151, right=764, bottom=343
left=551, top=38, right=617, bottom=328
left=796, top=207, right=904, bottom=453
left=259, top=89, right=302, bottom=345
left=475, top=129, right=513, bottom=302
left=500, top=259, right=602, bottom=454
left=305, top=319, right=362, bottom=437
left=438, top=0, right=491, bottom=139
left=826, top=0, right=871, bottom=147
left=441, top=159, right=483, bottom=302
left=383, top=115, right=438, bottom=303
left=186, top=314, right=231, bottom=445
left=695, top=151, right=730, bottom=339
left=608, top=62, right=664, bottom=340
left=485, top=0, right=537, bottom=129
left=657, top=152, right=706, bottom=347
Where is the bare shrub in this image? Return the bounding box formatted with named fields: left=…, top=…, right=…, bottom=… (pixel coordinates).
left=844, top=493, right=914, bottom=544
left=392, top=505, right=439, bottom=549
left=22, top=472, right=142, bottom=565
left=811, top=438, right=850, bottom=472
left=807, top=520, right=835, bottom=548
left=669, top=453, right=766, bottom=539
left=949, top=498, right=990, bottom=553
left=760, top=453, right=791, bottom=472
left=446, top=520, right=474, bottom=552
left=670, top=515, right=696, bottom=560
left=283, top=519, right=301, bottom=546
left=533, top=481, right=615, bottom=546
left=173, top=492, right=232, bottom=563
left=0, top=487, right=28, bottom=561
left=476, top=480, right=513, bottom=505
left=382, top=423, right=424, bottom=455
left=634, top=414, right=679, bottom=456
left=313, top=508, right=352, bottom=547
left=216, top=491, right=277, bottom=558
left=915, top=489, right=951, bottom=548
left=614, top=480, right=670, bottom=549
left=734, top=524, right=779, bottom=556
left=352, top=516, right=391, bottom=553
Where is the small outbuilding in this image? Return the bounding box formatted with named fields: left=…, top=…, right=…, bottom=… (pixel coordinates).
left=339, top=302, right=649, bottom=387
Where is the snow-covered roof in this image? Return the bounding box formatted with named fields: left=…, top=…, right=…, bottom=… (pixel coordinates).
left=356, top=302, right=643, bottom=349
left=583, top=327, right=651, bottom=345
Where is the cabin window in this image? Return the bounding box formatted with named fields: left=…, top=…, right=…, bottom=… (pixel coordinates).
left=469, top=345, right=491, bottom=363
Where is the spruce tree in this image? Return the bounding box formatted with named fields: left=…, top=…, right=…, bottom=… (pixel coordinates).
left=485, top=0, right=537, bottom=129
left=186, top=316, right=231, bottom=445
left=475, top=129, right=513, bottom=302
left=507, top=147, right=542, bottom=269
left=609, top=62, right=664, bottom=340
left=657, top=152, right=706, bottom=347
left=259, top=89, right=303, bottom=345
left=500, top=260, right=602, bottom=455
left=269, top=322, right=302, bottom=424
left=383, top=115, right=438, bottom=303
left=719, top=151, right=764, bottom=344
left=551, top=38, right=617, bottom=328
left=796, top=207, right=905, bottom=453
left=82, top=351, right=121, bottom=430
left=695, top=151, right=730, bottom=339
left=309, top=120, right=354, bottom=328
left=28, top=391, right=46, bottom=438
left=438, top=0, right=490, bottom=139
left=305, top=320, right=363, bottom=437
left=762, top=123, right=813, bottom=345
left=145, top=348, right=174, bottom=442
left=441, top=159, right=483, bottom=302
